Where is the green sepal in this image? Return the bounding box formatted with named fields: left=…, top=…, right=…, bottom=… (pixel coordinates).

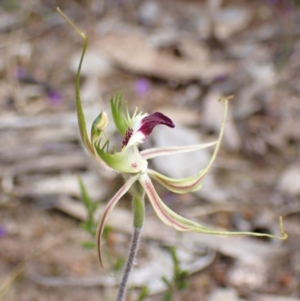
left=110, top=94, right=129, bottom=135
left=57, top=8, right=95, bottom=156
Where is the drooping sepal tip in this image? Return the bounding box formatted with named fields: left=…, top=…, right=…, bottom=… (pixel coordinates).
left=202, top=94, right=230, bottom=171
left=279, top=216, right=288, bottom=240
left=219, top=95, right=233, bottom=103
left=57, top=7, right=86, bottom=39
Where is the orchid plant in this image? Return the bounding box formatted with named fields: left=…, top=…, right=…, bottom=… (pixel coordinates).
left=57, top=8, right=287, bottom=301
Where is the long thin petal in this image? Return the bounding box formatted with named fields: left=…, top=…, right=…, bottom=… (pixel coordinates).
left=147, top=97, right=229, bottom=193
left=139, top=173, right=287, bottom=240
left=147, top=168, right=205, bottom=194
left=97, top=174, right=139, bottom=268
left=140, top=141, right=217, bottom=160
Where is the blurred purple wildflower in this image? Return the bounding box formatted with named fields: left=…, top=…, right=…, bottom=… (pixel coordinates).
left=15, top=67, right=62, bottom=105
left=266, top=0, right=294, bottom=13
left=213, top=74, right=228, bottom=83
left=15, top=67, right=27, bottom=79
left=0, top=227, right=6, bottom=238
left=134, top=78, right=150, bottom=96
left=48, top=90, right=62, bottom=105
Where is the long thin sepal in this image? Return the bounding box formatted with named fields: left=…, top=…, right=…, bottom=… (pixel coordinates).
left=139, top=173, right=288, bottom=240
left=140, top=141, right=217, bottom=160
left=147, top=97, right=230, bottom=194
left=57, top=8, right=94, bottom=155
left=96, top=174, right=140, bottom=268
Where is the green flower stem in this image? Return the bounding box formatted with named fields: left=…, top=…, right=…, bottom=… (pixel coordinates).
left=116, top=183, right=145, bottom=301
left=133, top=185, right=145, bottom=229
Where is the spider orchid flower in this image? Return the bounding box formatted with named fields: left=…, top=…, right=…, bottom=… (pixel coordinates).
left=75, top=94, right=287, bottom=267
left=56, top=9, right=286, bottom=292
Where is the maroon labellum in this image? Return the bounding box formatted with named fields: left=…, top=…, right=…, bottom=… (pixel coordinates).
left=138, top=112, right=175, bottom=136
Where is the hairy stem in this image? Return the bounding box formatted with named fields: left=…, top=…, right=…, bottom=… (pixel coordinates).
left=116, top=184, right=145, bottom=301
left=116, top=227, right=142, bottom=301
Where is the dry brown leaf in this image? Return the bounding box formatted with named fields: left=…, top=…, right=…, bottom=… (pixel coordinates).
left=96, top=33, right=232, bottom=81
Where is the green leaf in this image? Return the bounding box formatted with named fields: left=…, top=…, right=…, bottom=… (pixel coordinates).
left=113, top=257, right=125, bottom=271
left=90, top=201, right=99, bottom=212
left=162, top=288, right=172, bottom=301
left=170, top=247, right=179, bottom=272
left=81, top=241, right=96, bottom=249
left=80, top=222, right=94, bottom=235
left=102, top=225, right=113, bottom=240
left=78, top=177, right=92, bottom=208
left=161, top=276, right=171, bottom=287
left=135, top=286, right=148, bottom=301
